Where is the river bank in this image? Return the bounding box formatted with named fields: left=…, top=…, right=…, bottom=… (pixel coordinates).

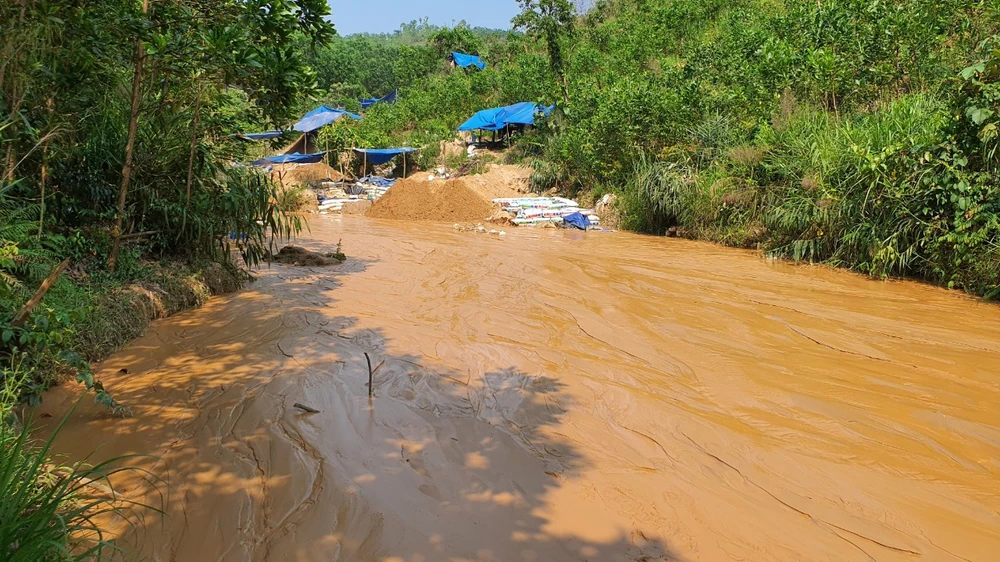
left=4, top=259, right=249, bottom=404
left=40, top=215, right=1000, bottom=562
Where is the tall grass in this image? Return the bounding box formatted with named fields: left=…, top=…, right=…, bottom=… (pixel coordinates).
left=0, top=361, right=159, bottom=561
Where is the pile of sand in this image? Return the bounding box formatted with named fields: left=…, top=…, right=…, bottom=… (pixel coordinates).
left=461, top=164, right=531, bottom=200
left=366, top=177, right=498, bottom=222
left=340, top=200, right=372, bottom=215
left=270, top=162, right=344, bottom=188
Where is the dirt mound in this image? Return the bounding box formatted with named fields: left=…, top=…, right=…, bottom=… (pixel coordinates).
left=270, top=162, right=343, bottom=188
left=271, top=246, right=344, bottom=266
left=366, top=177, right=497, bottom=222
left=461, top=164, right=531, bottom=200
left=340, top=200, right=372, bottom=215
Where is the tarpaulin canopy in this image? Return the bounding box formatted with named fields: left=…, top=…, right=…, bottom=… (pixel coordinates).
left=451, top=52, right=486, bottom=70
left=457, top=102, right=553, bottom=132
left=239, top=130, right=283, bottom=141
left=293, top=106, right=362, bottom=133
left=360, top=90, right=398, bottom=110
left=353, top=147, right=417, bottom=166
left=255, top=151, right=327, bottom=166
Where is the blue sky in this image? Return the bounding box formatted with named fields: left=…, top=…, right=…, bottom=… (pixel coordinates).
left=329, top=1, right=521, bottom=35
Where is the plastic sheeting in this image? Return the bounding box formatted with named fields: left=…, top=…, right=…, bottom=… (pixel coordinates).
left=294, top=106, right=362, bottom=133
left=256, top=152, right=327, bottom=165
left=360, top=90, right=398, bottom=109
left=240, top=131, right=283, bottom=141
left=457, top=102, right=553, bottom=132
left=451, top=52, right=486, bottom=70
left=353, top=147, right=417, bottom=166
left=358, top=175, right=397, bottom=188
left=563, top=212, right=592, bottom=230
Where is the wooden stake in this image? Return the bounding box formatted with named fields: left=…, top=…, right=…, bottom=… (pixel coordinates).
left=12, top=259, right=70, bottom=326
left=364, top=352, right=374, bottom=397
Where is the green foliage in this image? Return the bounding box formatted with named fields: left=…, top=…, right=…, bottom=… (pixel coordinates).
left=507, top=0, right=999, bottom=298
left=430, top=24, right=486, bottom=58
left=513, top=0, right=576, bottom=81
left=330, top=240, right=346, bottom=262
left=1, top=0, right=324, bottom=411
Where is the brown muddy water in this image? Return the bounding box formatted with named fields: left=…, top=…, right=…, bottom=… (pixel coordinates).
left=41, top=216, right=1000, bottom=562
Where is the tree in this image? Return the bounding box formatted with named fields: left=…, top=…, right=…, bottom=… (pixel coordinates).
left=512, top=0, right=575, bottom=102
left=107, top=0, right=335, bottom=269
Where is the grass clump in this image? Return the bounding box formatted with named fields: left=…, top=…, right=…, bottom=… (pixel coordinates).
left=0, top=362, right=158, bottom=561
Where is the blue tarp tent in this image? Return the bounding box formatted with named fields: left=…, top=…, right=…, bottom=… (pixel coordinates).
left=451, top=52, right=486, bottom=70
left=457, top=102, right=553, bottom=132
left=293, top=106, right=362, bottom=133
left=240, top=130, right=283, bottom=141
left=353, top=147, right=418, bottom=166
left=360, top=90, right=398, bottom=110
left=255, top=152, right=327, bottom=166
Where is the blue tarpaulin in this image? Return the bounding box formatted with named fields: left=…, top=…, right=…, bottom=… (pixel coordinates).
left=457, top=102, right=553, bottom=132
left=255, top=152, right=327, bottom=166
left=360, top=90, right=398, bottom=110
left=353, top=147, right=418, bottom=166
left=294, top=106, right=362, bottom=133
left=359, top=175, right=397, bottom=188
left=563, top=212, right=592, bottom=231
left=240, top=130, right=283, bottom=141
left=451, top=52, right=486, bottom=70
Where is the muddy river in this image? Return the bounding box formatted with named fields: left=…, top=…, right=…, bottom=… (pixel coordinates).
left=42, top=215, right=1000, bottom=562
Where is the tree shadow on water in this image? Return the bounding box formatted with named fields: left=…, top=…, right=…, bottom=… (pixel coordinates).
left=40, top=256, right=676, bottom=562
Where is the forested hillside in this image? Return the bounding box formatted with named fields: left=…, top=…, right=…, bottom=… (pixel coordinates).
left=304, top=0, right=999, bottom=297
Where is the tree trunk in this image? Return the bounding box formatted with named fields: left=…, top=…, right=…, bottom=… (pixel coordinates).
left=39, top=97, right=53, bottom=236
left=38, top=146, right=47, bottom=235
left=3, top=146, right=13, bottom=183
left=185, top=81, right=203, bottom=210
left=108, top=0, right=150, bottom=271
left=12, top=258, right=70, bottom=326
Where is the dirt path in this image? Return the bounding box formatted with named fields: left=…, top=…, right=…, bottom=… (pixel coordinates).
left=42, top=215, right=1000, bottom=561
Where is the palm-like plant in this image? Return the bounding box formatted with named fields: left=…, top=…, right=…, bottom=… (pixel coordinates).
left=0, top=181, right=51, bottom=297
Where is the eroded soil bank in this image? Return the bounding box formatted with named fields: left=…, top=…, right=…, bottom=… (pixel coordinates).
left=41, top=216, right=1000, bottom=562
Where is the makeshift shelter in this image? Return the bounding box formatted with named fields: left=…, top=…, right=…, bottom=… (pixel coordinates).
left=293, top=106, right=362, bottom=133
left=450, top=52, right=486, bottom=70
left=360, top=91, right=397, bottom=110
left=457, top=102, right=554, bottom=132
left=254, top=152, right=327, bottom=166
left=352, top=147, right=417, bottom=166
left=353, top=147, right=418, bottom=176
